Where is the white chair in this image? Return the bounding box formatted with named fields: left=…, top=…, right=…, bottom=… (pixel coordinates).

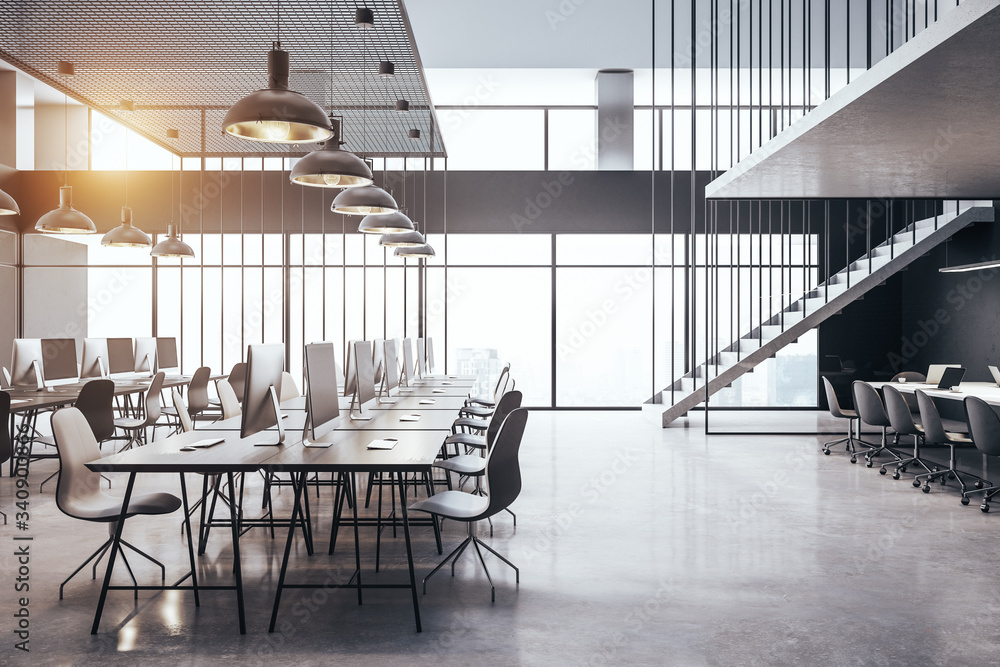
left=114, top=372, right=165, bottom=451
left=216, top=380, right=242, bottom=420
left=279, top=371, right=300, bottom=402
left=52, top=407, right=181, bottom=599
left=171, top=389, right=195, bottom=433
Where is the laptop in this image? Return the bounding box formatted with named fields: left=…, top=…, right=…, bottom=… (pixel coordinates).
left=925, top=364, right=961, bottom=386
left=935, top=366, right=966, bottom=390
left=989, top=365, right=1000, bottom=387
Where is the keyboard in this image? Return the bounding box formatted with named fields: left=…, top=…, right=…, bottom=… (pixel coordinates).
left=188, top=438, right=224, bottom=448
left=367, top=438, right=398, bottom=450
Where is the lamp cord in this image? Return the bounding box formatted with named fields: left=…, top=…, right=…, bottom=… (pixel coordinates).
left=64, top=92, right=68, bottom=186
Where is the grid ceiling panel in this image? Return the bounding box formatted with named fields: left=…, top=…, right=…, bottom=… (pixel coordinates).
left=0, top=0, right=444, bottom=158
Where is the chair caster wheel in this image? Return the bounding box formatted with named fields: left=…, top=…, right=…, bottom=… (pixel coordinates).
left=975, top=481, right=984, bottom=489
left=823, top=449, right=831, bottom=455
left=892, top=472, right=901, bottom=480
left=899, top=466, right=907, bottom=474
left=922, top=484, right=931, bottom=493
left=850, top=457, right=857, bottom=464
left=940, top=477, right=947, bottom=485
left=961, top=497, right=970, bottom=506
left=982, top=504, right=990, bottom=513
left=912, top=480, right=921, bottom=488
left=879, top=467, right=887, bottom=475
left=866, top=460, right=873, bottom=468
left=948, top=473, right=956, bottom=480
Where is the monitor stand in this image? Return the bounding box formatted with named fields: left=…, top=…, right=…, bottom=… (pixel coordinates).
left=253, top=385, right=286, bottom=446
left=349, top=389, right=372, bottom=421
left=31, top=360, right=46, bottom=392
left=377, top=376, right=397, bottom=404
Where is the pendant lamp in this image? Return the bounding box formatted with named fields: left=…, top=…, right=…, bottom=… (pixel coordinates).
left=290, top=119, right=373, bottom=188
left=394, top=244, right=435, bottom=259
left=0, top=188, right=18, bottom=216
left=151, top=171, right=194, bottom=258
left=102, top=131, right=150, bottom=247
left=36, top=82, right=96, bottom=233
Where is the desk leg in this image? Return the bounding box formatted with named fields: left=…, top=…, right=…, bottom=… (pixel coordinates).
left=226, top=472, right=246, bottom=634
left=396, top=472, right=422, bottom=633
left=329, top=473, right=347, bottom=555
left=351, top=472, right=362, bottom=606
left=92, top=472, right=135, bottom=634
left=269, top=471, right=306, bottom=633
left=179, top=473, right=200, bottom=607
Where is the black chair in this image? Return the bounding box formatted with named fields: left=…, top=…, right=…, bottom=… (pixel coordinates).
left=852, top=381, right=901, bottom=467
left=821, top=377, right=859, bottom=460
left=961, top=396, right=1000, bottom=511
left=890, top=372, right=926, bottom=413
left=410, top=407, right=528, bottom=602
left=882, top=384, right=934, bottom=479
left=913, top=390, right=979, bottom=495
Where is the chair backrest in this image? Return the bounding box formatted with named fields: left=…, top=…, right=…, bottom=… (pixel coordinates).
left=485, top=390, right=523, bottom=448
left=0, top=391, right=11, bottom=465
left=965, top=396, right=1000, bottom=457
left=882, top=384, right=919, bottom=436
left=915, top=390, right=949, bottom=445
left=227, top=362, right=247, bottom=403
left=52, top=407, right=105, bottom=521
left=75, top=378, right=116, bottom=442
left=143, top=372, right=165, bottom=426
left=822, top=377, right=849, bottom=418
left=216, top=381, right=242, bottom=420
left=892, top=371, right=926, bottom=383
left=172, top=389, right=194, bottom=433
left=186, top=366, right=211, bottom=415
left=852, top=381, right=890, bottom=427
left=1, top=367, right=10, bottom=389
left=478, top=408, right=528, bottom=521
left=492, top=364, right=510, bottom=400
left=279, top=371, right=300, bottom=402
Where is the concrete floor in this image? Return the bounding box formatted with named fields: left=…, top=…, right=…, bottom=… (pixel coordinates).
left=2, top=410, right=999, bottom=666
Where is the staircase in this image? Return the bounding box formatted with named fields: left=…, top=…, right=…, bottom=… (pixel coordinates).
left=648, top=203, right=995, bottom=427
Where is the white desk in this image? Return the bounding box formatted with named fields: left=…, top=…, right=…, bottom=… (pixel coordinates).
left=873, top=381, right=1000, bottom=407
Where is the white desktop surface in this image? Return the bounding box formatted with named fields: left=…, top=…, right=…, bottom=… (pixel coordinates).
left=872, top=380, right=1000, bottom=405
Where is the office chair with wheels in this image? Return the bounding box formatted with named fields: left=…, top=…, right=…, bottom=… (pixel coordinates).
left=39, top=379, right=117, bottom=492
left=961, top=396, right=1000, bottom=511
left=821, top=377, right=859, bottom=460
left=882, top=384, right=934, bottom=479
left=410, top=407, right=529, bottom=602
left=913, top=390, right=979, bottom=495
left=115, top=372, right=165, bottom=451
left=890, top=372, right=925, bottom=413
left=852, top=381, right=901, bottom=467
left=52, top=407, right=181, bottom=599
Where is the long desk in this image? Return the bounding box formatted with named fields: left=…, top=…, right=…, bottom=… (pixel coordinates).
left=262, top=429, right=446, bottom=633
left=278, top=394, right=468, bottom=412
left=203, top=408, right=463, bottom=433
left=872, top=380, right=1000, bottom=407
left=83, top=409, right=458, bottom=634
left=85, top=427, right=283, bottom=634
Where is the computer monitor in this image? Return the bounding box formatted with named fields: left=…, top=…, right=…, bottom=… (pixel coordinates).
left=10, top=339, right=44, bottom=389
left=382, top=339, right=401, bottom=397
left=936, top=366, right=966, bottom=390
left=343, top=340, right=358, bottom=398
left=925, top=364, right=960, bottom=385
left=134, top=337, right=157, bottom=375
left=426, top=337, right=436, bottom=374
left=989, top=365, right=1000, bottom=388
left=156, top=337, right=179, bottom=371
left=401, top=337, right=415, bottom=387
left=106, top=338, right=135, bottom=375
left=80, top=338, right=108, bottom=378
left=350, top=340, right=377, bottom=420
left=303, top=342, right=341, bottom=446
left=372, top=338, right=385, bottom=386
left=240, top=343, right=285, bottom=445
left=40, top=338, right=78, bottom=382
left=416, top=337, right=426, bottom=379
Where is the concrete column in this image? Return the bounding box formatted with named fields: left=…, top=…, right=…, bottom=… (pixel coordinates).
left=596, top=69, right=634, bottom=171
